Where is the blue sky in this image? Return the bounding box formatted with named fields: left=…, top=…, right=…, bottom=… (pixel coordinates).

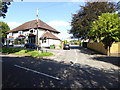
left=1, top=1, right=85, bottom=40
left=1, top=0, right=119, bottom=40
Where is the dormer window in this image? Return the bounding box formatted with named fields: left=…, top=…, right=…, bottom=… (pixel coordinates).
left=9, top=33, right=13, bottom=36
left=29, top=28, right=35, bottom=34
left=18, top=31, right=23, bottom=35
left=30, top=30, right=33, bottom=33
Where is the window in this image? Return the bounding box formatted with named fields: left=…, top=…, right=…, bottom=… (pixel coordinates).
left=9, top=33, right=13, bottom=36
left=29, top=29, right=35, bottom=33
left=30, top=30, right=33, bottom=33
left=42, top=37, right=47, bottom=43
left=18, top=31, right=23, bottom=35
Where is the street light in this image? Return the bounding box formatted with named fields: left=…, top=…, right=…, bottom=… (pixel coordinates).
left=36, top=8, right=39, bottom=51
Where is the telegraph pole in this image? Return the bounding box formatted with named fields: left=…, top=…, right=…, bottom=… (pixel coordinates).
left=36, top=8, right=39, bottom=50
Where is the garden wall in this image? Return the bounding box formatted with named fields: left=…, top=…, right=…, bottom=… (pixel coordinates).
left=87, top=42, right=120, bottom=56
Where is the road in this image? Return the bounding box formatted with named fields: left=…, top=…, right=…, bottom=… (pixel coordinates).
left=1, top=46, right=120, bottom=88
left=46, top=46, right=119, bottom=70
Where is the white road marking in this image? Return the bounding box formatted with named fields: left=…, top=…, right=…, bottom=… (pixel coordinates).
left=14, top=64, right=61, bottom=81
left=74, top=50, right=78, bottom=64
left=71, top=50, right=78, bottom=66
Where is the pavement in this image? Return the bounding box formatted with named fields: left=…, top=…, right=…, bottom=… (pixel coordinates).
left=1, top=46, right=120, bottom=89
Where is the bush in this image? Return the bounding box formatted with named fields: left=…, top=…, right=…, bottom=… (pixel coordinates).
left=2, top=47, right=22, bottom=54
left=2, top=47, right=31, bottom=54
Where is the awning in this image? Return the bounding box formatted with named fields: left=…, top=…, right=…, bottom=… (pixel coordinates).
left=7, top=38, right=14, bottom=41
left=15, top=37, right=26, bottom=39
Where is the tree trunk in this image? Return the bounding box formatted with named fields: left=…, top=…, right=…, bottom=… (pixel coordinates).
left=108, top=46, right=111, bottom=56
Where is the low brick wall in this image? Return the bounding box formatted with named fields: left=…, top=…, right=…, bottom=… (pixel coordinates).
left=87, top=42, right=120, bottom=56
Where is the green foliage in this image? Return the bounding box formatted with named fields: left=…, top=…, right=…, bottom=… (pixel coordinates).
left=2, top=47, right=53, bottom=57
left=0, top=1, right=11, bottom=18
left=2, top=47, right=26, bottom=54
left=0, top=21, right=10, bottom=38
left=63, top=40, right=69, bottom=44
left=14, top=39, right=25, bottom=45
left=27, top=51, right=53, bottom=57
left=13, top=50, right=30, bottom=55
left=59, top=45, right=62, bottom=48
left=70, top=40, right=80, bottom=45
left=89, top=13, right=120, bottom=49
left=70, top=0, right=115, bottom=39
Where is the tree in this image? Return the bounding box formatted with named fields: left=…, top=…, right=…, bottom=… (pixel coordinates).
left=0, top=21, right=10, bottom=43
left=63, top=40, right=69, bottom=44
left=70, top=0, right=116, bottom=40
left=89, top=13, right=120, bottom=55
left=0, top=1, right=11, bottom=18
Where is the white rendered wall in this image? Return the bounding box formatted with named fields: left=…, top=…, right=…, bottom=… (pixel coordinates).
left=41, top=39, right=61, bottom=47
left=7, top=29, right=61, bottom=47
left=38, top=29, right=45, bottom=39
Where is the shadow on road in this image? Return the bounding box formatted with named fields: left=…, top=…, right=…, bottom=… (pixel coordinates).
left=2, top=56, right=119, bottom=89
left=78, top=46, right=120, bottom=68
left=79, top=47, right=103, bottom=55
left=91, top=56, right=120, bottom=67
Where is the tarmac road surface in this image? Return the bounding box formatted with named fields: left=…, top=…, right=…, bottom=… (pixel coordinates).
left=1, top=52, right=120, bottom=88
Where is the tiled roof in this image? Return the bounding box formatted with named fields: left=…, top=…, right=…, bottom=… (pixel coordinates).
left=41, top=31, right=61, bottom=40
left=6, top=19, right=60, bottom=33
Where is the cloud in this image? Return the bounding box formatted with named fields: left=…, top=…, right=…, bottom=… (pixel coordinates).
left=47, top=20, right=70, bottom=28
left=14, top=0, right=117, bottom=2
left=15, top=0, right=86, bottom=2
left=58, top=33, right=72, bottom=40
left=47, top=20, right=72, bottom=40
left=7, top=22, right=22, bottom=29
left=70, top=0, right=85, bottom=2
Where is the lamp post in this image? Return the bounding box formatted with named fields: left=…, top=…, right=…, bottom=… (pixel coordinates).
left=36, top=8, right=39, bottom=51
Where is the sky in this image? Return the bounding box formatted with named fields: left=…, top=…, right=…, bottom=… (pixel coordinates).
left=0, top=1, right=85, bottom=40
left=1, top=0, right=119, bottom=40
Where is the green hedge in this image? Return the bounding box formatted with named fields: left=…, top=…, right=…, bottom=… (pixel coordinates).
left=2, top=47, right=30, bottom=54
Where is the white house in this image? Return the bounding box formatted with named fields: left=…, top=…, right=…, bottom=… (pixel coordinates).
left=6, top=19, right=61, bottom=48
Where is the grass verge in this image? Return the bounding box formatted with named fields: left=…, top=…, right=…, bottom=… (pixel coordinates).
left=2, top=47, right=53, bottom=57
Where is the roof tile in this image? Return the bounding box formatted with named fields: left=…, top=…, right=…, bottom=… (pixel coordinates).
left=41, top=31, right=60, bottom=40
left=6, top=19, right=60, bottom=33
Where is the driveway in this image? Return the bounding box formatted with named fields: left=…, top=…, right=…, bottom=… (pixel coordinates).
left=1, top=46, right=120, bottom=88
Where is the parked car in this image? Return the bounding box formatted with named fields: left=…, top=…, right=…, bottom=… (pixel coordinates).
left=63, top=44, right=70, bottom=50
left=24, top=43, right=38, bottom=49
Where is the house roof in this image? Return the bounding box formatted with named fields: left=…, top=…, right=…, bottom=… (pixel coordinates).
left=41, top=31, right=61, bottom=40
left=6, top=19, right=60, bottom=33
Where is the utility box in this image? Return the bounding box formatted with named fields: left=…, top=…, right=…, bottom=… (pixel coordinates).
left=50, top=45, right=55, bottom=49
